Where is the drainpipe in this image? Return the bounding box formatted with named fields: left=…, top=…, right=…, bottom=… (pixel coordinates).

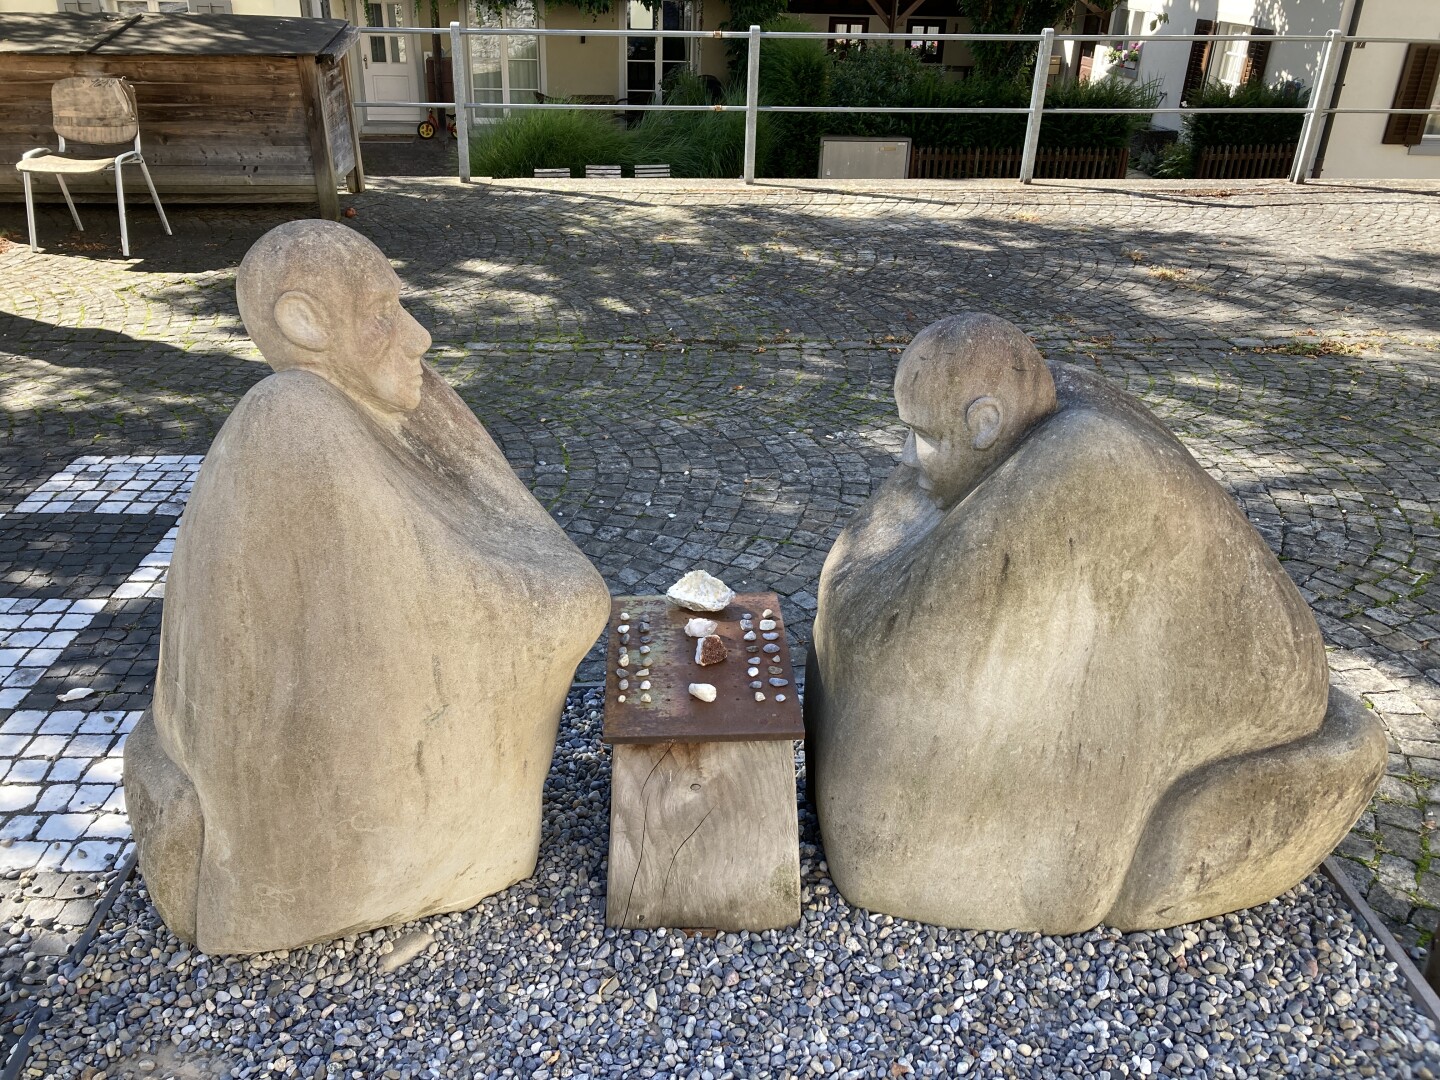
left=1311, top=0, right=1363, bottom=179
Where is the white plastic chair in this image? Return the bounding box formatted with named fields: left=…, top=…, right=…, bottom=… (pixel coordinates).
left=15, top=76, right=172, bottom=258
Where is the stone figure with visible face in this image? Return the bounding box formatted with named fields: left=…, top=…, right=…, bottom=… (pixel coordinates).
left=124, top=221, right=611, bottom=954
left=805, top=313, right=1386, bottom=933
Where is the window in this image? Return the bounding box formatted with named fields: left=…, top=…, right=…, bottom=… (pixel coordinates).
left=367, top=3, right=407, bottom=64
left=471, top=0, right=542, bottom=115
left=829, top=18, right=867, bottom=55
left=1383, top=42, right=1440, bottom=147
left=1210, top=21, right=1249, bottom=87
left=907, top=20, right=943, bottom=64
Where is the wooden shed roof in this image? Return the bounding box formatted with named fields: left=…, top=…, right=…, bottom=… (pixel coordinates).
left=0, top=12, right=357, bottom=60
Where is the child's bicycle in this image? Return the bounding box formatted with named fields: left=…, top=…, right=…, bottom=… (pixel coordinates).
left=416, top=109, right=457, bottom=140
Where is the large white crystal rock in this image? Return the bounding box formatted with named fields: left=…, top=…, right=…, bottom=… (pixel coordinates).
left=666, top=570, right=735, bottom=613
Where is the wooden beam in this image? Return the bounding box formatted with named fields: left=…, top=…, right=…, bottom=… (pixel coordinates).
left=897, top=0, right=927, bottom=27
left=339, top=52, right=366, bottom=194
left=296, top=54, right=339, bottom=220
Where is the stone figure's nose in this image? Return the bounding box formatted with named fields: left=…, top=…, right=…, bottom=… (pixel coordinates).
left=901, top=431, right=919, bottom=468
left=402, top=308, right=432, bottom=357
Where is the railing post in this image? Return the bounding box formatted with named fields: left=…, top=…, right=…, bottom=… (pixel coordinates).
left=743, top=24, right=760, bottom=184
left=1018, top=27, right=1054, bottom=184
left=1290, top=28, right=1343, bottom=184
left=450, top=21, right=471, bottom=183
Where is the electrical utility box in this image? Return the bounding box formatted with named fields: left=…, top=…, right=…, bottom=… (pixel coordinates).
left=819, top=137, right=911, bottom=180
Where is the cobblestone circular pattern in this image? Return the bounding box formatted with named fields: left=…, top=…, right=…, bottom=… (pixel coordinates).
left=16, top=691, right=1440, bottom=1080
left=0, top=179, right=1437, bottom=958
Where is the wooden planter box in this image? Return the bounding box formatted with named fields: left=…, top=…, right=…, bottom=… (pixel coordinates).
left=0, top=12, right=363, bottom=218
left=1195, top=142, right=1298, bottom=180
left=911, top=145, right=1130, bottom=180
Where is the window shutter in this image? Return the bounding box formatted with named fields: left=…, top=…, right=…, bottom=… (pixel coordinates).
left=1383, top=43, right=1440, bottom=146
left=1181, top=19, right=1215, bottom=104
left=1241, top=26, right=1273, bottom=86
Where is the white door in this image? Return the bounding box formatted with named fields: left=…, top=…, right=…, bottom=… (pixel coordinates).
left=361, top=2, right=423, bottom=123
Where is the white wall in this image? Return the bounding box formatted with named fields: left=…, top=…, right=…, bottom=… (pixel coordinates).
left=1321, top=0, right=1440, bottom=179
left=1089, top=0, right=1346, bottom=131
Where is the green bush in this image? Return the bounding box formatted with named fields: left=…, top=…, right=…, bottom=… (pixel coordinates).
left=467, top=42, right=1161, bottom=179
left=469, top=105, right=636, bottom=178
left=756, top=17, right=831, bottom=178
left=823, top=49, right=1155, bottom=154
left=1041, top=77, right=1161, bottom=148
left=1184, top=81, right=1307, bottom=149
left=468, top=73, right=759, bottom=179
left=633, top=71, right=750, bottom=178
left=1148, top=81, right=1307, bottom=177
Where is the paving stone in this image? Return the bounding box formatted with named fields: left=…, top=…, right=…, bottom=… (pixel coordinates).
left=0, top=176, right=1438, bottom=965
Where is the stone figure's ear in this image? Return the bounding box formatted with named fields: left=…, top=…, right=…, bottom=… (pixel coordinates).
left=273, top=291, right=330, bottom=353
left=965, top=396, right=1004, bottom=451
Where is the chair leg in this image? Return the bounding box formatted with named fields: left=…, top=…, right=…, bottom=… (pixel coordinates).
left=20, top=172, right=38, bottom=252
left=136, top=158, right=171, bottom=236
left=114, top=164, right=130, bottom=258
left=55, top=176, right=84, bottom=232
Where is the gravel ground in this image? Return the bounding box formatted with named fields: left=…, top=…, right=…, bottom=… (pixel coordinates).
left=14, top=688, right=1440, bottom=1079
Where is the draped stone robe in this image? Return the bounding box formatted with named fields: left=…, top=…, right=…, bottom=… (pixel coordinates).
left=126, top=363, right=610, bottom=954
left=806, top=362, right=1385, bottom=933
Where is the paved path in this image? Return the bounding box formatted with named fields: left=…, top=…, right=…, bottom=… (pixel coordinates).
left=1, top=178, right=1438, bottom=1044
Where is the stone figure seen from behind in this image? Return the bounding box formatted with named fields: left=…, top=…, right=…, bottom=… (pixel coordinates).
left=123, top=220, right=611, bottom=954
left=805, top=313, right=1387, bottom=933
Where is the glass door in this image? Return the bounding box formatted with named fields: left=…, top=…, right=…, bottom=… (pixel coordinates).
left=627, top=0, right=691, bottom=107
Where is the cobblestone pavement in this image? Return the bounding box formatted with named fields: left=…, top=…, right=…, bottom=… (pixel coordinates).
left=1, top=177, right=1438, bottom=1051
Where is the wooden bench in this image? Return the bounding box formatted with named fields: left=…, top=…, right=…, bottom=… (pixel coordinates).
left=603, top=592, right=801, bottom=932
left=634, top=164, right=671, bottom=178
left=584, top=164, right=622, bottom=179
left=532, top=167, right=571, bottom=178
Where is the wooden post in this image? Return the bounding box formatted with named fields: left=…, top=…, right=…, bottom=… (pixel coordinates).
left=297, top=55, right=340, bottom=220
left=607, top=739, right=800, bottom=932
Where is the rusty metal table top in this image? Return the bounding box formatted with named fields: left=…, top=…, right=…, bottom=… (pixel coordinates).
left=601, top=592, right=804, bottom=745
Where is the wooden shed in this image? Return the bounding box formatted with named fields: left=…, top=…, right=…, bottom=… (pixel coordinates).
left=0, top=12, right=363, bottom=218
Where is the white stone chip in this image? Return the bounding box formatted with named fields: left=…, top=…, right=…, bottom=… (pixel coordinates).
left=688, top=683, right=717, bottom=703
left=666, top=570, right=735, bottom=613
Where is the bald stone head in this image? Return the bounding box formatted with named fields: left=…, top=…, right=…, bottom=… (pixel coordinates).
left=236, top=220, right=431, bottom=416
left=895, top=313, right=1058, bottom=509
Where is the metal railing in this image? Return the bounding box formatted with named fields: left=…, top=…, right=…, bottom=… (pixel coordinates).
left=350, top=24, right=1440, bottom=186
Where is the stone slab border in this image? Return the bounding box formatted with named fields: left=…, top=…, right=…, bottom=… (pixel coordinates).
left=0, top=846, right=137, bottom=1080
left=1322, top=856, right=1440, bottom=1027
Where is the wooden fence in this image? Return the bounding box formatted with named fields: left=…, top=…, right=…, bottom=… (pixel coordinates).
left=910, top=145, right=1130, bottom=180
left=1195, top=143, right=1297, bottom=180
